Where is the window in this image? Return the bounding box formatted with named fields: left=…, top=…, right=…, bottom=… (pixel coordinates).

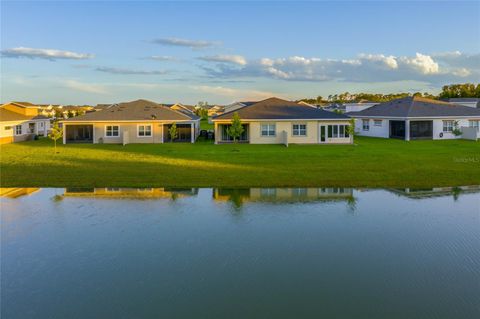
left=260, top=188, right=276, bottom=197
left=374, top=120, right=382, bottom=127
left=443, top=120, right=454, bottom=132
left=15, top=125, right=22, bottom=135
left=469, top=120, right=479, bottom=131
left=327, top=125, right=350, bottom=138
left=138, top=125, right=152, bottom=137
left=362, top=119, right=370, bottom=131
left=105, top=125, right=119, bottom=137
left=261, top=124, right=275, bottom=136
left=292, top=124, right=307, bottom=136
left=40, top=122, right=44, bottom=128
left=4, top=126, right=12, bottom=130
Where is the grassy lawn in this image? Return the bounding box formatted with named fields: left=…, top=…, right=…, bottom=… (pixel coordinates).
left=200, top=119, right=214, bottom=130
left=0, top=137, right=479, bottom=188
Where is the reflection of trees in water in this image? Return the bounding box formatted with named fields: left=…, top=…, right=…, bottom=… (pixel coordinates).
left=452, top=187, right=462, bottom=201
left=346, top=195, right=356, bottom=213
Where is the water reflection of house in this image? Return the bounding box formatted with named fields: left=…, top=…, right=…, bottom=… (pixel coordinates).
left=63, top=187, right=198, bottom=199
left=213, top=188, right=354, bottom=204
left=0, top=188, right=40, bottom=198
left=389, top=185, right=480, bottom=199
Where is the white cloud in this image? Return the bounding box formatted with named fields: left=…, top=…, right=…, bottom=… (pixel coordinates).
left=198, top=55, right=247, bottom=65
left=147, top=55, right=179, bottom=61
left=1, top=47, right=94, bottom=60
left=151, top=37, right=217, bottom=49
left=201, top=51, right=479, bottom=84
left=64, top=80, right=109, bottom=94
left=95, top=67, right=167, bottom=75
left=359, top=54, right=398, bottom=69
left=192, top=85, right=282, bottom=101
left=400, top=53, right=439, bottom=74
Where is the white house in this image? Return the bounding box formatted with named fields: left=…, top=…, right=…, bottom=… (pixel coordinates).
left=344, top=102, right=379, bottom=113
left=445, top=98, right=480, bottom=108
left=348, top=96, right=480, bottom=141
left=223, top=101, right=257, bottom=114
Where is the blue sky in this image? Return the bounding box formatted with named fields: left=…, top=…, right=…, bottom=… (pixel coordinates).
left=1, top=1, right=479, bottom=105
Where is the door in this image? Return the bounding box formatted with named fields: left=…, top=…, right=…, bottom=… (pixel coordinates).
left=410, top=121, right=433, bottom=140
left=319, top=125, right=326, bottom=143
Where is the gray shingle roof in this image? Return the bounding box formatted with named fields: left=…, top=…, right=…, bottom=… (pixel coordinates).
left=63, top=99, right=199, bottom=122
left=348, top=96, right=480, bottom=118
left=213, top=97, right=350, bottom=120
left=0, top=108, right=49, bottom=121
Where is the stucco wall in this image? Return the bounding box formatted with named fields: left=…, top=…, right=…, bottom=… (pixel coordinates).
left=355, top=118, right=390, bottom=138
left=93, top=123, right=163, bottom=144
left=0, top=119, right=50, bottom=144
left=66, top=121, right=198, bottom=144
left=354, top=117, right=480, bottom=140
left=216, top=120, right=351, bottom=144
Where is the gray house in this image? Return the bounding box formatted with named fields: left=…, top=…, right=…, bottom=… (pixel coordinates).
left=348, top=96, right=480, bottom=140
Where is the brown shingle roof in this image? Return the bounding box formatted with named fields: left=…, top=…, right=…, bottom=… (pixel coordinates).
left=63, top=99, right=199, bottom=122
left=0, top=108, right=49, bottom=121
left=214, top=97, right=349, bottom=120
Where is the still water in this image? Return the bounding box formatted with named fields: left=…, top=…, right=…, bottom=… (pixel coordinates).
left=1, top=187, right=479, bottom=319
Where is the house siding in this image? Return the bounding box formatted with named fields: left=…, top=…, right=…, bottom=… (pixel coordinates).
left=0, top=119, right=51, bottom=144
left=215, top=120, right=352, bottom=144
left=353, top=117, right=480, bottom=140
left=64, top=120, right=199, bottom=144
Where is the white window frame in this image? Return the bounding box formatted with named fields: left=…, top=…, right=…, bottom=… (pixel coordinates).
left=374, top=120, right=382, bottom=127
left=443, top=120, right=454, bottom=133
left=469, top=120, right=479, bottom=131
left=105, top=125, right=120, bottom=137
left=15, top=125, right=22, bottom=135
left=362, top=119, right=370, bottom=131
left=260, top=123, right=276, bottom=137
left=137, top=124, right=152, bottom=137
left=328, top=124, right=349, bottom=139
left=292, top=124, right=307, bottom=136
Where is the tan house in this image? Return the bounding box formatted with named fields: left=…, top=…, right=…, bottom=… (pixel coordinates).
left=0, top=102, right=51, bottom=144
left=169, top=103, right=196, bottom=114
left=61, top=99, right=200, bottom=144
left=207, top=105, right=225, bottom=117
left=212, top=97, right=353, bottom=145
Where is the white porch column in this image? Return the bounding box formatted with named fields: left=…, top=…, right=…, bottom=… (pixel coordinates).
left=160, top=123, right=164, bottom=143
left=214, top=122, right=218, bottom=144
left=191, top=122, right=195, bottom=143
left=63, top=124, right=66, bottom=144
left=405, top=119, right=410, bottom=141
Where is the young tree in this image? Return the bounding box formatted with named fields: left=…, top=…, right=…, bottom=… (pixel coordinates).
left=227, top=112, right=244, bottom=143
left=169, top=123, right=178, bottom=142
left=48, top=121, right=63, bottom=154
left=452, top=121, right=463, bottom=137
left=346, top=118, right=356, bottom=139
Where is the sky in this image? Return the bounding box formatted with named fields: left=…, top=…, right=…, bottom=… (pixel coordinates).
left=1, top=0, right=479, bottom=105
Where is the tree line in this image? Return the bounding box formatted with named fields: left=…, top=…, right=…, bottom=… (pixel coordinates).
left=297, top=83, right=480, bottom=104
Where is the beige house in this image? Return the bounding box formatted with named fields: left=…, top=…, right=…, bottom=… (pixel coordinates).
left=61, top=99, right=200, bottom=144
left=169, top=103, right=196, bottom=114
left=212, top=98, right=353, bottom=145
left=0, top=102, right=51, bottom=144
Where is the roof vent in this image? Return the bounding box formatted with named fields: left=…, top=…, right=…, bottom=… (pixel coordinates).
left=151, top=114, right=157, bottom=120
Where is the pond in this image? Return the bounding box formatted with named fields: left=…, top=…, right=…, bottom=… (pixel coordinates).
left=1, top=187, right=479, bottom=319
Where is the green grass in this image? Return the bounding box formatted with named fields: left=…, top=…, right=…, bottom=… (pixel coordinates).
left=200, top=119, right=214, bottom=130
left=1, top=137, right=479, bottom=188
